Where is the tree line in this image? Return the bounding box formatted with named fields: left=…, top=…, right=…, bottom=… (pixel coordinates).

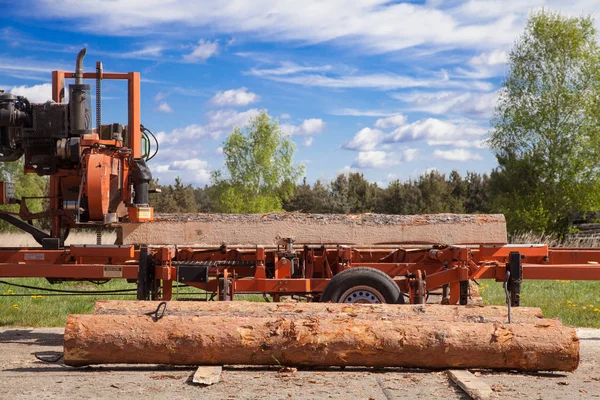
left=149, top=169, right=493, bottom=216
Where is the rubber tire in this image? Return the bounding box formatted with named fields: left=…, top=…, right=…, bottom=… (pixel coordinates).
left=320, top=267, right=404, bottom=304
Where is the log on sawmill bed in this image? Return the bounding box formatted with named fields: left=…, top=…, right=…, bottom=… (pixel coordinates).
left=118, top=213, right=508, bottom=246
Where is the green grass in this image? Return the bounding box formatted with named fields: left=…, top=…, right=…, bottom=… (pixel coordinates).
left=0, top=278, right=216, bottom=327
left=3, top=277, right=599, bottom=328
left=0, top=278, right=138, bottom=326
left=479, top=279, right=600, bottom=328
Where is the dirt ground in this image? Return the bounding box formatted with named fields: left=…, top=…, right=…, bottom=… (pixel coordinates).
left=0, top=327, right=598, bottom=399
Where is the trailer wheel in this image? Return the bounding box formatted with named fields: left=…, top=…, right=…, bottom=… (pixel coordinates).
left=320, top=267, right=404, bottom=304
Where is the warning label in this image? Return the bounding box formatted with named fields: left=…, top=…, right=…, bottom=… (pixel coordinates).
left=103, top=267, right=123, bottom=278
left=24, top=253, right=44, bottom=261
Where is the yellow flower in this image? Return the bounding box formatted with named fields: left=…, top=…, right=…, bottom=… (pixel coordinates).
left=582, top=306, right=587, bottom=310
left=12, top=304, right=18, bottom=309
left=594, top=308, right=599, bottom=312
left=589, top=304, right=594, bottom=308
left=30, top=295, right=43, bottom=299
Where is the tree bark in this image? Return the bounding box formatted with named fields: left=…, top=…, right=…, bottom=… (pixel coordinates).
left=64, top=314, right=578, bottom=371
left=93, top=300, right=550, bottom=324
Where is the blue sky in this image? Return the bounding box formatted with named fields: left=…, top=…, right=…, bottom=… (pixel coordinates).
left=1, top=1, right=598, bottom=187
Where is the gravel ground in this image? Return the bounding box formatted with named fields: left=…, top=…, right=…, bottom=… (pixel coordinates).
left=0, top=327, right=598, bottom=399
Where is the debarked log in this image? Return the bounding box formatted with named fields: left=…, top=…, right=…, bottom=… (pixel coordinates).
left=93, top=300, right=551, bottom=325
left=64, top=314, right=579, bottom=371
left=118, top=213, right=508, bottom=246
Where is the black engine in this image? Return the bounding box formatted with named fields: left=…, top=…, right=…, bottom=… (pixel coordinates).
left=0, top=87, right=90, bottom=175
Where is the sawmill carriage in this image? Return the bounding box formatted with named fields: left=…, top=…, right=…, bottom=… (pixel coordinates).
left=0, top=48, right=599, bottom=308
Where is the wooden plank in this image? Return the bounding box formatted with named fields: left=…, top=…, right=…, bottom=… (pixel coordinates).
left=447, top=370, right=493, bottom=400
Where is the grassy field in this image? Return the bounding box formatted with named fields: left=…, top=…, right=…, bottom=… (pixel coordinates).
left=479, top=279, right=600, bottom=328
left=0, top=278, right=137, bottom=326
left=0, top=278, right=267, bottom=327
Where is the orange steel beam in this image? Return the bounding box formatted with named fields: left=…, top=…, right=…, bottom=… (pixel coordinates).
left=0, top=264, right=138, bottom=279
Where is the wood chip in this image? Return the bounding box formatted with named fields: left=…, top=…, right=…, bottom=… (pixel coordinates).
left=192, top=366, right=222, bottom=386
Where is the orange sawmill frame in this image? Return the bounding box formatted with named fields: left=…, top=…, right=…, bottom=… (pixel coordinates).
left=2, top=242, right=598, bottom=305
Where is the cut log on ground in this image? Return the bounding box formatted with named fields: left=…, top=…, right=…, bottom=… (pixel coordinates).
left=117, top=213, right=507, bottom=246
left=64, top=314, right=579, bottom=371
left=93, top=301, right=550, bottom=325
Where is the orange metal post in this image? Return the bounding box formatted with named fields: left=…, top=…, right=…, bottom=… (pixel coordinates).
left=51, top=71, right=65, bottom=103
left=128, top=72, right=141, bottom=158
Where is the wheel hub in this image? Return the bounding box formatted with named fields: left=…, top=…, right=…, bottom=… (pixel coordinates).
left=339, top=286, right=385, bottom=304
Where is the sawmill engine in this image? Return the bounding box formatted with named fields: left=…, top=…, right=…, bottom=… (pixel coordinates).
left=0, top=48, right=153, bottom=225
left=0, top=89, right=92, bottom=173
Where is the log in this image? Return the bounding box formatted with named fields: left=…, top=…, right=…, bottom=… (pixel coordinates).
left=118, top=213, right=508, bottom=246
left=64, top=314, right=579, bottom=371
left=93, top=300, right=550, bottom=324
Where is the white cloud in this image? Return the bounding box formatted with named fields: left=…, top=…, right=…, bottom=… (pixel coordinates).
left=302, top=137, right=313, bottom=147
left=455, top=49, right=510, bottom=79
left=9, top=83, right=52, bottom=103
left=386, top=118, right=486, bottom=146
left=121, top=45, right=164, bottom=58
left=247, top=62, right=332, bottom=76
left=338, top=165, right=358, bottom=175
left=343, top=127, right=385, bottom=152
left=0, top=57, right=69, bottom=81
left=209, top=87, right=259, bottom=107
left=171, top=158, right=209, bottom=170
left=343, top=116, right=487, bottom=152
left=279, top=113, right=291, bottom=120
left=329, top=109, right=397, bottom=117
left=374, top=114, right=407, bottom=129
left=184, top=39, right=219, bottom=62
left=156, top=108, right=260, bottom=145
left=392, top=90, right=499, bottom=117
left=156, top=102, right=173, bottom=113
left=153, top=164, right=171, bottom=173
left=154, top=92, right=167, bottom=102
left=151, top=158, right=212, bottom=185
left=433, top=149, right=483, bottom=161
left=469, top=49, right=508, bottom=66
left=352, top=149, right=417, bottom=169
left=30, top=1, right=534, bottom=53
left=403, top=148, right=418, bottom=162
left=216, top=146, right=224, bottom=155
left=256, top=71, right=490, bottom=91
left=280, top=118, right=325, bottom=136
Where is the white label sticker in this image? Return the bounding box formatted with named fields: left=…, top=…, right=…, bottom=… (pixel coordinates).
left=24, top=253, right=44, bottom=260
left=103, top=267, right=123, bottom=278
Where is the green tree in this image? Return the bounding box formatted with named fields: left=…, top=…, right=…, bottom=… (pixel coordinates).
left=417, top=170, right=454, bottom=213
left=489, top=10, right=600, bottom=234
left=211, top=111, right=304, bottom=213
left=464, top=172, right=491, bottom=214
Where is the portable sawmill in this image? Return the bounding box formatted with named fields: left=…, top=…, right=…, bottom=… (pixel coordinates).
left=0, top=48, right=599, bottom=307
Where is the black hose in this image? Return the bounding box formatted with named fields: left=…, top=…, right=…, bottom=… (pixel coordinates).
left=0, top=279, right=137, bottom=294
left=141, top=125, right=159, bottom=161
